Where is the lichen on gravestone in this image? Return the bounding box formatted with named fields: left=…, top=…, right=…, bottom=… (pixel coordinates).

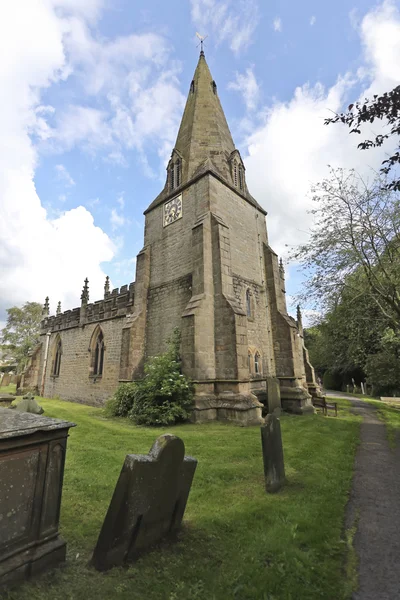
left=91, top=433, right=197, bottom=571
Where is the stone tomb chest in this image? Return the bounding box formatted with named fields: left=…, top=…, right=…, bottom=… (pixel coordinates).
left=0, top=407, right=75, bottom=587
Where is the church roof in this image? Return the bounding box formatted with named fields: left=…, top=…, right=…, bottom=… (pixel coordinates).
left=145, top=52, right=266, bottom=215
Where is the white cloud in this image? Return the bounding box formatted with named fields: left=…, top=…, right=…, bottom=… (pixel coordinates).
left=0, top=0, right=116, bottom=320
left=110, top=208, right=126, bottom=230
left=0, top=0, right=190, bottom=320
left=310, top=15, right=316, bottom=26
left=228, top=67, right=260, bottom=112
left=241, top=0, right=400, bottom=261
left=190, top=0, right=259, bottom=54
left=55, top=163, right=75, bottom=186
left=273, top=17, right=282, bottom=32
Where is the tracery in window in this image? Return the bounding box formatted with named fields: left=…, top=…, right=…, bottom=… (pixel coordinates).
left=52, top=336, right=62, bottom=377
left=93, top=330, right=105, bottom=376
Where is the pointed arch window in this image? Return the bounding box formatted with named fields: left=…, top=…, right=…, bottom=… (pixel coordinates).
left=254, top=352, right=261, bottom=375
left=234, top=163, right=238, bottom=187
left=93, top=330, right=105, bottom=376
left=169, top=158, right=182, bottom=191
left=248, top=351, right=252, bottom=372
left=52, top=337, right=62, bottom=377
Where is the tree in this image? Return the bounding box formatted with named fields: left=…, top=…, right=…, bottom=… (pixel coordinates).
left=293, top=168, right=400, bottom=331
left=325, top=85, right=400, bottom=191
left=1, top=302, right=43, bottom=373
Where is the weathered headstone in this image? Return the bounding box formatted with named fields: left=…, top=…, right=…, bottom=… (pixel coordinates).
left=92, top=434, right=197, bottom=571
left=15, top=393, right=44, bottom=415
left=0, top=408, right=75, bottom=586
left=266, top=376, right=281, bottom=414
left=1, top=373, right=11, bottom=387
left=261, top=414, right=286, bottom=493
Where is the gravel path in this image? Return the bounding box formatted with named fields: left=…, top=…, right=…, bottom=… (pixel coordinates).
left=327, top=392, right=400, bottom=599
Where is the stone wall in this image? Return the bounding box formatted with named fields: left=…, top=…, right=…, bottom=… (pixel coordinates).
left=42, top=318, right=126, bottom=406
left=146, top=275, right=192, bottom=358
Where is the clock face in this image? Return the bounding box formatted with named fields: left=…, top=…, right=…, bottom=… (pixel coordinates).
left=163, top=194, right=182, bottom=227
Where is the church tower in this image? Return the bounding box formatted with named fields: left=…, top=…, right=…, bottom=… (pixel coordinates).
left=120, top=50, right=316, bottom=422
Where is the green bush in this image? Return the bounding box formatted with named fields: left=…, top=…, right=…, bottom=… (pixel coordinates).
left=322, top=370, right=343, bottom=391
left=106, top=328, right=193, bottom=426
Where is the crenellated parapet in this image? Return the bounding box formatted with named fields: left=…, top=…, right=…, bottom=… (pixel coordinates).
left=40, top=281, right=135, bottom=333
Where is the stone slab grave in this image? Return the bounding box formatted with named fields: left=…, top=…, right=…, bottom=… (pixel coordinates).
left=380, top=397, right=400, bottom=404
left=261, top=413, right=286, bottom=493
left=0, top=394, right=16, bottom=408
left=91, top=433, right=197, bottom=572
left=0, top=407, right=75, bottom=588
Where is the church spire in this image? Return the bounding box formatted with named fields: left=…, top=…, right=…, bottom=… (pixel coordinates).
left=172, top=51, right=235, bottom=184
left=145, top=52, right=266, bottom=215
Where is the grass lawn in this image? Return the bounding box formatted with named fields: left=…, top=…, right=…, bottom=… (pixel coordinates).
left=1, top=389, right=360, bottom=600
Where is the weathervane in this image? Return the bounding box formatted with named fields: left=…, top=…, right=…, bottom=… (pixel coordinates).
left=196, top=32, right=208, bottom=54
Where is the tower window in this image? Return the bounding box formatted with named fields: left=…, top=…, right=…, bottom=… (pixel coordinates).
left=52, top=338, right=62, bottom=377
left=246, top=289, right=252, bottom=317
left=93, top=330, right=105, bottom=376
left=212, top=80, right=217, bottom=94
left=170, top=164, right=175, bottom=191
left=190, top=80, right=195, bottom=94
left=234, top=164, right=238, bottom=187
left=176, top=159, right=181, bottom=187
left=238, top=165, right=244, bottom=190
left=254, top=352, right=261, bottom=375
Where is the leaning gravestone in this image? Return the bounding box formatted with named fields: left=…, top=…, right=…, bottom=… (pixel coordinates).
left=91, top=434, right=197, bottom=572
left=15, top=393, right=44, bottom=415
left=261, top=414, right=286, bottom=493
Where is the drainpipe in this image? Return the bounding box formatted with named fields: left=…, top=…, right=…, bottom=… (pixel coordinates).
left=40, top=332, right=51, bottom=397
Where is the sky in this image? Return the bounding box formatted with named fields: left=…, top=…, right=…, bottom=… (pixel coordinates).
left=1, top=0, right=400, bottom=328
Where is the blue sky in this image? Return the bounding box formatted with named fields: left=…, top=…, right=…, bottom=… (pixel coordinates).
left=1, top=0, right=399, bottom=326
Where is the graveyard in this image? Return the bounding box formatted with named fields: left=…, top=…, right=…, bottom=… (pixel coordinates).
left=1, top=385, right=361, bottom=600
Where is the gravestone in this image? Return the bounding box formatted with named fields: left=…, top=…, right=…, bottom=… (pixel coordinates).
left=15, top=393, right=44, bottom=415
left=0, top=408, right=75, bottom=587
left=261, top=414, right=286, bottom=493
left=92, top=434, right=197, bottom=572
left=266, top=376, right=281, bottom=414
left=1, top=373, right=11, bottom=387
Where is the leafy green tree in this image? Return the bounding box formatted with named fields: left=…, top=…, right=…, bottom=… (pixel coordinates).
left=325, top=85, right=400, bottom=191
left=293, top=168, right=400, bottom=331
left=1, top=302, right=43, bottom=373
left=106, top=328, right=193, bottom=426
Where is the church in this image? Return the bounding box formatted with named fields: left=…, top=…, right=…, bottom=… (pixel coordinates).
left=22, top=50, right=319, bottom=424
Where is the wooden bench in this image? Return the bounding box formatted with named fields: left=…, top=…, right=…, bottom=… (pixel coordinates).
left=312, top=396, right=338, bottom=417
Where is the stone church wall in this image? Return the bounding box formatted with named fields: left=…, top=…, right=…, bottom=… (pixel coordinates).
left=42, top=318, right=126, bottom=406
left=209, top=177, right=275, bottom=379
left=146, top=275, right=192, bottom=358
